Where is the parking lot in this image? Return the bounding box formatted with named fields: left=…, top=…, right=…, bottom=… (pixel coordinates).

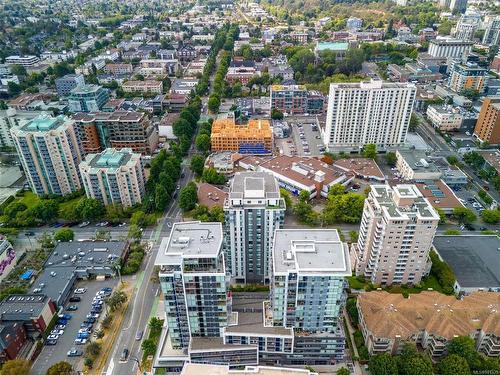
left=32, top=278, right=118, bottom=375
left=285, top=118, right=325, bottom=157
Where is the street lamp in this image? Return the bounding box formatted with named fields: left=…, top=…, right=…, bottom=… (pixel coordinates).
left=129, top=356, right=142, bottom=373
left=113, top=261, right=123, bottom=284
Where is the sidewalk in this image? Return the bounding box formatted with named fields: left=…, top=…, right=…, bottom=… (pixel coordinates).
left=343, top=309, right=363, bottom=375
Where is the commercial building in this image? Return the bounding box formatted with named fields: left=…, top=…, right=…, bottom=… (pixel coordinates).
left=223, top=172, right=285, bottom=283
left=68, top=84, right=110, bottom=113
left=0, top=238, right=16, bottom=282
left=433, top=235, right=500, bottom=294
left=0, top=322, right=27, bottom=363
left=332, top=158, right=385, bottom=181
left=414, top=179, right=464, bottom=214
left=181, top=364, right=318, bottom=375
left=122, top=80, right=163, bottom=94
left=103, top=63, right=133, bottom=75
left=140, top=59, right=178, bottom=76
left=426, top=105, right=464, bottom=131
left=155, top=221, right=231, bottom=348
left=428, top=38, right=474, bottom=59
left=5, top=55, right=40, bottom=67
left=387, top=63, right=442, bottom=84
left=0, top=108, right=43, bottom=148
left=474, top=97, right=500, bottom=145
left=55, top=74, right=85, bottom=97
left=226, top=60, right=260, bottom=85
left=449, top=62, right=489, bottom=94
left=79, top=148, right=145, bottom=207
left=353, top=185, right=440, bottom=285
left=211, top=118, right=273, bottom=155
left=323, top=79, right=416, bottom=152
left=270, top=85, right=325, bottom=115
left=170, top=78, right=199, bottom=95
left=314, top=42, right=349, bottom=60
left=357, top=291, right=499, bottom=358
left=72, top=111, right=158, bottom=155
left=395, top=149, right=442, bottom=181
left=238, top=155, right=353, bottom=198
left=10, top=114, right=83, bottom=196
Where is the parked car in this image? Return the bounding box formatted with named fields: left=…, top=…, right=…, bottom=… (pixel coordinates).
left=77, top=332, right=89, bottom=339
left=74, top=288, right=86, bottom=294
left=69, top=296, right=81, bottom=302
left=55, top=324, right=66, bottom=330
left=78, top=328, right=91, bottom=334
left=46, top=339, right=57, bottom=346
left=78, top=221, right=90, bottom=228
left=58, top=314, right=72, bottom=320
left=66, top=305, right=78, bottom=311
left=25, top=231, right=35, bottom=236
left=84, top=317, right=96, bottom=323
left=74, top=338, right=87, bottom=345
left=67, top=348, right=83, bottom=357
left=47, top=334, right=59, bottom=340
left=51, top=330, right=64, bottom=336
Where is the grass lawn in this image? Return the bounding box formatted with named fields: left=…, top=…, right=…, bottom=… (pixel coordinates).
left=347, top=275, right=369, bottom=290
left=348, top=274, right=445, bottom=296
left=59, top=196, right=84, bottom=212
left=17, top=191, right=40, bottom=208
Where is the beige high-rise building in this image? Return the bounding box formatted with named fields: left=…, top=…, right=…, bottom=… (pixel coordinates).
left=79, top=148, right=145, bottom=207
left=11, top=114, right=83, bottom=196
left=353, top=185, right=440, bottom=286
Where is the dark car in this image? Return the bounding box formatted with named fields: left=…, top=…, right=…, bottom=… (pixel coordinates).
left=120, top=348, right=129, bottom=362
left=46, top=339, right=57, bottom=346
left=84, top=317, right=96, bottom=324
left=25, top=231, right=35, bottom=236
left=464, top=224, right=476, bottom=231
left=69, top=296, right=81, bottom=302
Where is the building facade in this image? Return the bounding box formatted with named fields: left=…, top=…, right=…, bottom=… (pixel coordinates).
left=10, top=114, right=83, bottom=196
left=68, top=84, right=109, bottom=113
left=224, top=172, right=285, bottom=284
left=449, top=63, right=489, bottom=94
left=474, top=97, right=500, bottom=145
left=55, top=74, right=85, bottom=97
left=426, top=105, right=464, bottom=131
left=270, top=85, right=325, bottom=115
left=211, top=118, right=273, bottom=154
left=323, top=80, right=416, bottom=152
left=122, top=80, right=163, bottom=94
left=353, top=185, right=440, bottom=285
left=427, top=38, right=473, bottom=59
left=0, top=109, right=42, bottom=148
left=5, top=55, right=40, bottom=67
left=72, top=111, right=158, bottom=155
left=79, top=148, right=145, bottom=207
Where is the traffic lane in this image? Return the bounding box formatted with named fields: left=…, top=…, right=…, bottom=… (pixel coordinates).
left=32, top=278, right=118, bottom=375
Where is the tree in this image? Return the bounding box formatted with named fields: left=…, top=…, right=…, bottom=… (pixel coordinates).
left=481, top=209, right=500, bottom=224
left=31, top=200, right=59, bottom=222
left=179, top=182, right=198, bottom=212
left=8, top=81, right=22, bottom=96
left=190, top=154, right=205, bottom=176
left=322, top=192, right=365, bottom=224
left=280, top=188, right=292, bottom=212
left=329, top=183, right=345, bottom=196
left=46, top=361, right=73, bottom=375
left=478, top=190, right=493, bottom=206
left=271, top=108, right=284, bottom=120
left=130, top=211, right=155, bottom=228
left=10, top=64, right=27, bottom=77
left=447, top=336, right=481, bottom=370
left=446, top=155, right=459, bottom=165
left=293, top=201, right=319, bottom=226
left=396, top=343, right=433, bottom=375
left=439, top=354, right=471, bottom=375
left=128, top=224, right=143, bottom=240
left=54, top=228, right=74, bottom=242
left=298, top=189, right=310, bottom=202
left=85, top=341, right=102, bottom=357
left=368, top=353, right=398, bottom=375
left=76, top=198, right=105, bottom=221
left=385, top=152, right=397, bottom=167
left=460, top=88, right=480, bottom=100
left=106, top=290, right=127, bottom=312
left=1, top=359, right=31, bottom=375
left=337, top=368, right=351, bottom=375
left=452, top=207, right=476, bottom=224
left=208, top=94, right=221, bottom=114
left=363, top=144, right=377, bottom=159
left=195, top=134, right=210, bottom=153
left=463, top=152, right=484, bottom=170
left=149, top=317, right=163, bottom=333
left=155, top=185, right=170, bottom=212
left=141, top=338, right=157, bottom=356
left=202, top=168, right=226, bottom=184
left=409, top=113, right=420, bottom=132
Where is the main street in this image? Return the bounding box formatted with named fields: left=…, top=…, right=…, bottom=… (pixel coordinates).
left=104, top=100, right=205, bottom=375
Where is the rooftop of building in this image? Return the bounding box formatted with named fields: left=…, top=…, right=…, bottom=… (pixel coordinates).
left=478, top=150, right=500, bottom=173
left=17, top=114, right=71, bottom=133
left=83, top=148, right=140, bottom=171
left=433, top=235, right=500, bottom=289
left=70, top=84, right=104, bottom=95
left=0, top=294, right=51, bottom=319
left=155, top=221, right=223, bottom=266
left=370, top=184, right=439, bottom=220
left=182, top=363, right=316, bottom=375
left=197, top=183, right=228, bottom=209
left=315, top=41, right=349, bottom=51
left=329, top=78, right=414, bottom=90
left=242, top=155, right=351, bottom=190
left=357, top=291, right=500, bottom=341
left=414, top=179, right=463, bottom=211
left=122, top=80, right=162, bottom=87
left=211, top=118, right=273, bottom=139
left=270, top=84, right=306, bottom=91
left=332, top=158, right=385, bottom=180
left=72, top=110, right=145, bottom=122
left=397, top=150, right=441, bottom=175
left=229, top=171, right=281, bottom=201
left=272, top=229, right=351, bottom=276
left=429, top=37, right=474, bottom=45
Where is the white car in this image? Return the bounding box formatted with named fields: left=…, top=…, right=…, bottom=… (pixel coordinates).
left=78, top=328, right=91, bottom=334
left=78, top=221, right=90, bottom=228
left=51, top=330, right=64, bottom=336
left=47, top=334, right=59, bottom=340
left=74, top=288, right=87, bottom=294
left=74, top=338, right=87, bottom=345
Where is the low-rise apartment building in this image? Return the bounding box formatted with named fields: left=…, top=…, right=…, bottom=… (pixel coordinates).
left=426, top=105, right=464, bottom=131
left=226, top=60, right=260, bottom=85
left=449, top=62, right=489, bottom=94
left=270, top=85, right=325, bottom=115
left=5, top=55, right=40, bottom=67
left=211, top=118, right=272, bottom=154
left=79, top=148, right=145, bottom=207
left=103, top=63, right=133, bottom=75
left=68, top=84, right=110, bottom=113
left=122, top=80, right=163, bottom=94
left=395, top=150, right=442, bottom=181
left=357, top=291, right=500, bottom=358
left=140, top=59, right=178, bottom=76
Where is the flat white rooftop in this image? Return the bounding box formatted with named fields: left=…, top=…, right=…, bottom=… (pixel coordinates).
left=272, top=229, right=351, bottom=275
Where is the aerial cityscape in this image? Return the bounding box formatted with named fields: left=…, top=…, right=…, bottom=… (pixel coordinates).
left=0, top=0, right=499, bottom=374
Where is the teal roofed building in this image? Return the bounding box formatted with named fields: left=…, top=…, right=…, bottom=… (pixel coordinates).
left=314, top=41, right=349, bottom=60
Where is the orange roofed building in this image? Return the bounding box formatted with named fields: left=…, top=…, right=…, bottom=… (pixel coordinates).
left=210, top=118, right=273, bottom=154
